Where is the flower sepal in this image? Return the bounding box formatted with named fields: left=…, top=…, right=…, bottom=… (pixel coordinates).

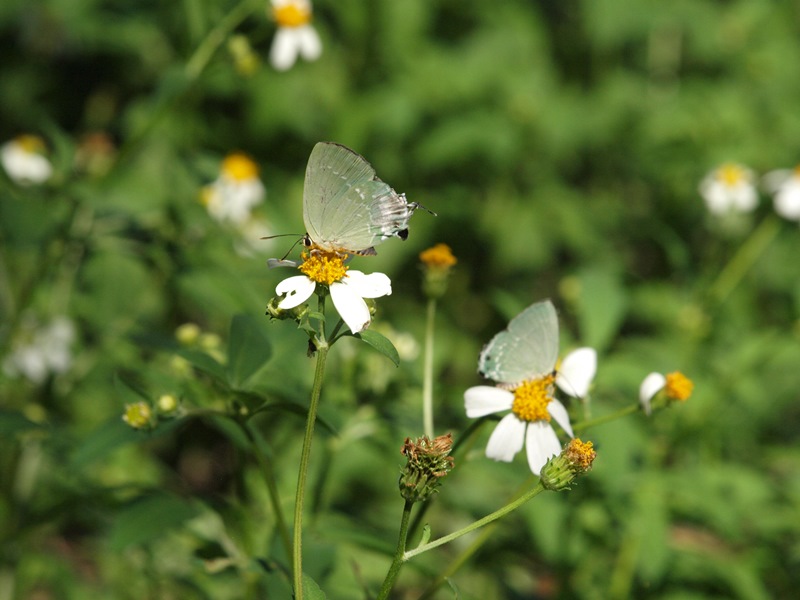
left=540, top=438, right=597, bottom=492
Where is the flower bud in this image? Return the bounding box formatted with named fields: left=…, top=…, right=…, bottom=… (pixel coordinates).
left=419, top=244, right=457, bottom=299
left=399, top=433, right=455, bottom=503
left=157, top=394, right=179, bottom=415
left=122, top=402, right=153, bottom=430
left=540, top=438, right=596, bottom=492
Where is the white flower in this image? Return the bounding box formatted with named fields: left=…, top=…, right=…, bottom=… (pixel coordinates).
left=699, top=163, right=758, bottom=215
left=639, top=371, right=694, bottom=415
left=763, top=167, right=800, bottom=222
left=201, top=153, right=265, bottom=225
left=555, top=347, right=597, bottom=398
left=3, top=316, right=76, bottom=384
left=1, top=135, right=53, bottom=185
left=464, top=344, right=593, bottom=476
left=269, top=0, right=322, bottom=71
left=274, top=251, right=391, bottom=333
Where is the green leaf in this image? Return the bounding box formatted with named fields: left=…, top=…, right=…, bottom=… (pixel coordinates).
left=227, top=314, right=273, bottom=389
left=0, top=410, right=45, bottom=436
left=302, top=573, right=327, bottom=600
left=108, top=492, right=200, bottom=551
left=575, top=266, right=627, bottom=351
left=175, top=348, right=227, bottom=382
left=354, top=329, right=400, bottom=366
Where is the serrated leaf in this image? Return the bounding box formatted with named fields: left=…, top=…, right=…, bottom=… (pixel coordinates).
left=227, top=314, right=273, bottom=389
left=354, top=329, right=400, bottom=366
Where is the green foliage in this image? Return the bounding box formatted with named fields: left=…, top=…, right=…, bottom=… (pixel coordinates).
left=1, top=0, right=800, bottom=598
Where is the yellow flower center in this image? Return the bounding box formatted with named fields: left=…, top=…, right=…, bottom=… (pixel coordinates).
left=298, top=251, right=349, bottom=285
left=565, top=438, right=596, bottom=471
left=221, top=152, right=259, bottom=181
left=511, top=374, right=555, bottom=422
left=16, top=134, right=46, bottom=154
left=718, top=163, right=746, bottom=187
left=665, top=371, right=693, bottom=401
left=273, top=2, right=312, bottom=27
left=419, top=243, right=457, bottom=269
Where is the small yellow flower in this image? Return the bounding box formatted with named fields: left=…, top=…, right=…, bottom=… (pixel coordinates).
left=269, top=0, right=322, bottom=71
left=419, top=243, right=457, bottom=299
left=665, top=371, right=693, bottom=401
left=123, top=402, right=153, bottom=429
left=419, top=243, right=457, bottom=270
left=639, top=371, right=694, bottom=415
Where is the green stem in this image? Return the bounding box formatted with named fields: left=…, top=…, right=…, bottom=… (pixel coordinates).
left=376, top=500, right=414, bottom=600
left=404, top=482, right=545, bottom=561
left=706, top=214, right=781, bottom=306
left=237, top=420, right=293, bottom=563
left=184, top=0, right=260, bottom=80
left=292, top=294, right=329, bottom=600
left=422, top=298, right=437, bottom=438
left=416, top=476, right=535, bottom=599
left=571, top=403, right=639, bottom=434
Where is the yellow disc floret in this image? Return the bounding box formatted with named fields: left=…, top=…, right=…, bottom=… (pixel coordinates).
left=511, top=374, right=555, bottom=422
left=665, top=371, right=693, bottom=401
left=299, top=251, right=349, bottom=285
left=221, top=152, right=259, bottom=181
left=565, top=438, right=596, bottom=471
left=273, top=1, right=312, bottom=28
left=419, top=243, right=457, bottom=269
left=718, top=163, right=747, bottom=187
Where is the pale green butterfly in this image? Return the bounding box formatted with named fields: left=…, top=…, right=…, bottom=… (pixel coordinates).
left=302, top=142, right=430, bottom=256
left=478, top=300, right=559, bottom=386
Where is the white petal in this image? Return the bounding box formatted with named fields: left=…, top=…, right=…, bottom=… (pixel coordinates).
left=270, top=28, right=300, bottom=71
left=296, top=25, right=322, bottom=62
left=464, top=386, right=514, bottom=418
left=342, top=271, right=392, bottom=299
left=556, top=347, right=597, bottom=398
left=268, top=258, right=301, bottom=269
left=774, top=182, right=800, bottom=220
left=329, top=280, right=371, bottom=333
left=276, top=275, right=316, bottom=309
left=639, top=372, right=666, bottom=416
left=485, top=414, right=526, bottom=462
left=547, top=399, right=574, bottom=438
left=525, top=421, right=562, bottom=476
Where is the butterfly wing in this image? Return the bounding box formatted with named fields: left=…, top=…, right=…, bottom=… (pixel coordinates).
left=478, top=300, right=559, bottom=386
left=303, top=142, right=416, bottom=254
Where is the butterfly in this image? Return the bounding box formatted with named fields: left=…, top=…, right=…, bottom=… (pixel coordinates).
left=478, top=300, right=559, bottom=387
left=302, top=141, right=431, bottom=256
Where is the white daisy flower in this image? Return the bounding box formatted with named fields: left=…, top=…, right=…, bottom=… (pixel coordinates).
left=639, top=371, right=694, bottom=416
left=269, top=0, right=322, bottom=71
left=201, top=153, right=265, bottom=225
left=699, top=163, right=758, bottom=215
left=3, top=316, right=76, bottom=384
left=763, top=166, right=800, bottom=222
left=464, top=304, right=594, bottom=476
left=274, top=250, right=391, bottom=333
left=1, top=135, right=53, bottom=186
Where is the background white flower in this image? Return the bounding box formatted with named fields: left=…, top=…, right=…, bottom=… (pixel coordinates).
left=699, top=163, right=758, bottom=215
left=269, top=0, right=322, bottom=71
left=763, top=167, right=800, bottom=222
left=201, top=153, right=265, bottom=225
left=1, top=135, right=53, bottom=185
left=3, top=317, right=76, bottom=384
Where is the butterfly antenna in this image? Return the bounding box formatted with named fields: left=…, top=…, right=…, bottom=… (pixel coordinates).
left=409, top=201, right=437, bottom=217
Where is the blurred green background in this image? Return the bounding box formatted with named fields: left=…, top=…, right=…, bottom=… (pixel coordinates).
left=2, top=0, right=800, bottom=598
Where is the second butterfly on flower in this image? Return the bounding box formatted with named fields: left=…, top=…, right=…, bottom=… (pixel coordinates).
left=464, top=300, right=597, bottom=476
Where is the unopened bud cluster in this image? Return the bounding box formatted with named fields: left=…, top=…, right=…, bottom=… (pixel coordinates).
left=540, top=438, right=597, bottom=492
left=399, top=433, right=455, bottom=503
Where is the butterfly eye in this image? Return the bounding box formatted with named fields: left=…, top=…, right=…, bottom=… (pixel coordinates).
left=302, top=234, right=313, bottom=248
